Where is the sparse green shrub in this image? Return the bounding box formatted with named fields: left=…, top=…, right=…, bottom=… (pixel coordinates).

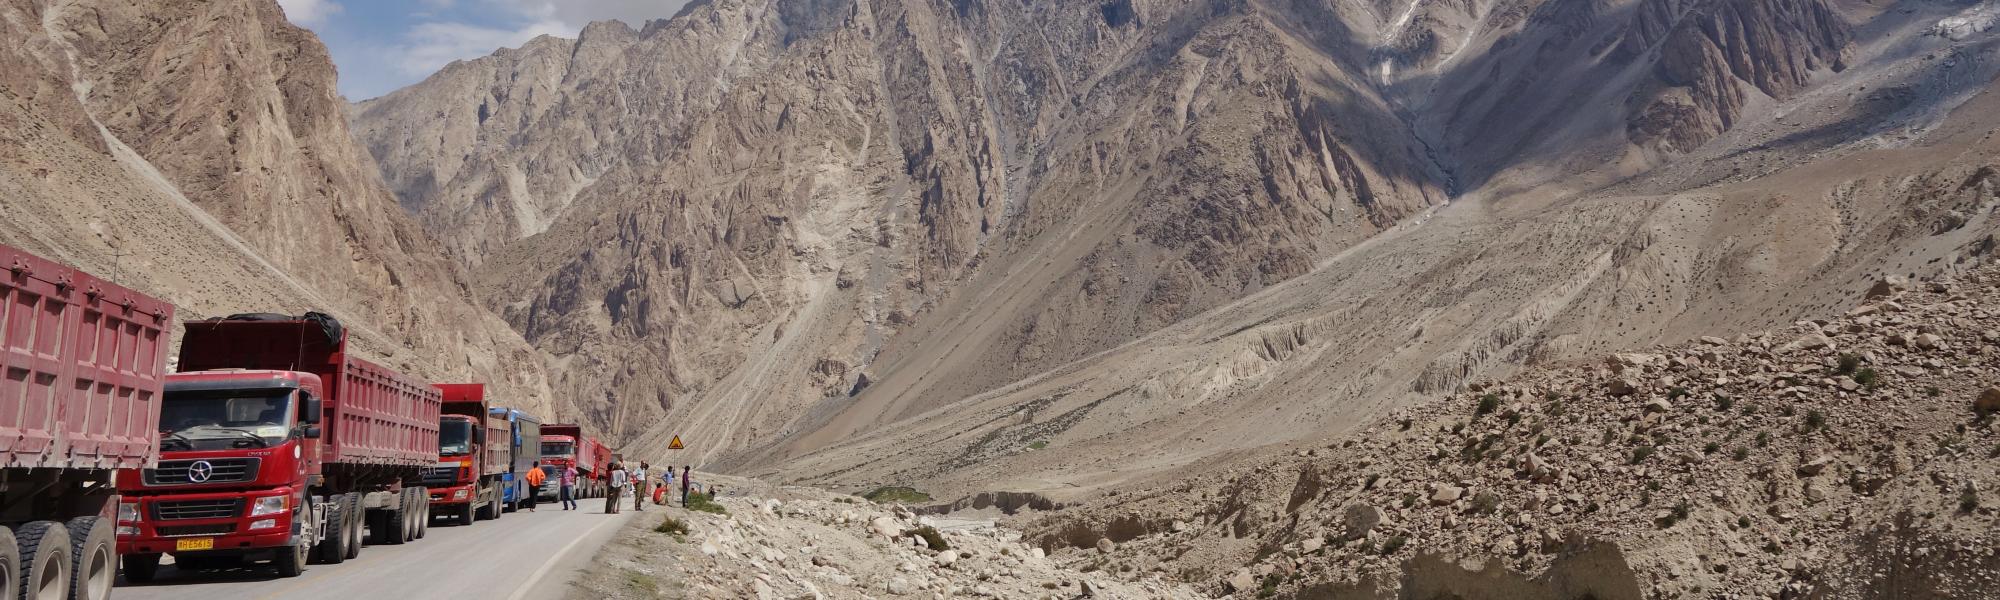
left=654, top=515, right=691, bottom=537
left=1804, top=410, right=1826, bottom=431
left=1470, top=491, right=1500, bottom=514
left=1027, top=440, right=1049, bottom=450
left=1736, top=515, right=1751, bottom=528
left=1380, top=536, right=1408, bottom=555
left=1924, top=385, right=1941, bottom=398
left=862, top=486, right=933, bottom=504
left=1961, top=483, right=1980, bottom=512
left=1704, top=441, right=1721, bottom=454
left=1714, top=394, right=1735, bottom=411
left=685, top=492, right=727, bottom=514
left=1732, top=447, right=1750, bottom=461
left=1630, top=445, right=1656, bottom=464
left=1477, top=394, right=1501, bottom=417
left=1853, top=368, right=1879, bottom=390
left=1666, top=387, right=1690, bottom=401
left=1780, top=404, right=1797, bottom=417
left=1837, top=353, right=1860, bottom=374
left=905, top=526, right=950, bottom=551
left=1756, top=431, right=1772, bottom=448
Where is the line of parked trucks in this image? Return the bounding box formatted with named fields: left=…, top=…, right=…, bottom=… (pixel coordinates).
left=0, top=243, right=620, bottom=600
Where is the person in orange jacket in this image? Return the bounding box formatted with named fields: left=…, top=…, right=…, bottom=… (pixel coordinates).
left=522, top=461, right=547, bottom=512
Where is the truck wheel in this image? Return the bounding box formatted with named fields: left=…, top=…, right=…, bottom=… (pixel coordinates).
left=271, top=542, right=307, bottom=578
left=399, top=489, right=418, bottom=543
left=415, top=495, right=429, bottom=539
left=63, top=518, right=112, bottom=600
left=341, top=493, right=363, bottom=560
left=0, top=527, right=18, bottom=593
left=379, top=490, right=407, bottom=545
left=16, top=521, right=71, bottom=600
left=115, top=555, right=152, bottom=585
left=313, top=498, right=347, bottom=565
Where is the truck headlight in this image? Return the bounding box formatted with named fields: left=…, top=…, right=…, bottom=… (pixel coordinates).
left=249, top=519, right=279, bottom=530
left=249, top=495, right=288, bottom=517
left=453, top=489, right=468, bottom=500
left=117, top=525, right=139, bottom=537
left=118, top=502, right=140, bottom=523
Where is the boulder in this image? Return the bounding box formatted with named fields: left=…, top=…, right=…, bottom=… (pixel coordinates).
left=1976, top=388, right=2000, bottom=416
left=1342, top=504, right=1382, bottom=540
left=1431, top=486, right=1465, bottom=506
left=1094, top=538, right=1115, bottom=554
left=1608, top=379, right=1640, bottom=396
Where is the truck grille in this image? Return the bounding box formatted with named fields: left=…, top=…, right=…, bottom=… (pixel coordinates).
left=421, top=466, right=458, bottom=487
left=153, top=499, right=243, bottom=521
left=156, top=524, right=236, bottom=537
left=143, top=458, right=261, bottom=486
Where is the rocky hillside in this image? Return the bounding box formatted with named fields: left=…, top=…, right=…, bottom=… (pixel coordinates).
left=0, top=0, right=554, bottom=412
left=352, top=0, right=2000, bottom=505
left=1029, top=270, right=2000, bottom=598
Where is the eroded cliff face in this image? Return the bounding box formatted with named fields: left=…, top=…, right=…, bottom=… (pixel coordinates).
left=0, top=0, right=554, bottom=414
left=353, top=0, right=1999, bottom=502
left=358, top=0, right=1450, bottom=453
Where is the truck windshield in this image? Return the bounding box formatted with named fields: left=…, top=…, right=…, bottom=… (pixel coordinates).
left=159, top=391, right=293, bottom=450
left=541, top=441, right=573, bottom=457
left=439, top=419, right=474, bottom=455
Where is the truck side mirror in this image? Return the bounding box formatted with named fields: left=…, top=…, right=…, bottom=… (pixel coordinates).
left=301, top=393, right=323, bottom=425
left=303, top=425, right=322, bottom=439
left=473, top=427, right=485, bottom=445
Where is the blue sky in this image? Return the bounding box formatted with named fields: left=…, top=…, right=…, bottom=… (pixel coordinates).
left=277, top=0, right=686, bottom=100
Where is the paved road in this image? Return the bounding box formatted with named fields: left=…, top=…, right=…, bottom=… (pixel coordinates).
left=117, top=503, right=640, bottom=600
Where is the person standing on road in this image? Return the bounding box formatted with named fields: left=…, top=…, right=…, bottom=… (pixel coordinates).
left=523, top=461, right=547, bottom=512
left=560, top=463, right=579, bottom=511
left=605, top=462, right=627, bottom=514
left=680, top=465, right=692, bottom=506
left=632, top=462, right=650, bottom=512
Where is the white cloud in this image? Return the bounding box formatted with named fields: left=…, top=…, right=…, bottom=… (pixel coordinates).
left=277, top=0, right=343, bottom=26
left=499, top=0, right=685, bottom=28
left=391, top=19, right=574, bottom=78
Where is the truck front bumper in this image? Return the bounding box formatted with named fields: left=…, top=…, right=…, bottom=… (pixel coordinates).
left=428, top=483, right=477, bottom=506
left=117, top=488, right=297, bottom=555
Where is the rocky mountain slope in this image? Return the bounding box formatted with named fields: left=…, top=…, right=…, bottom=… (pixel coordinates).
left=1030, top=267, right=2000, bottom=599
left=354, top=0, right=2000, bottom=503
left=0, top=0, right=554, bottom=412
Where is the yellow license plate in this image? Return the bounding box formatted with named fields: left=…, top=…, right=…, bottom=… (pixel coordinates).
left=174, top=538, right=214, bottom=552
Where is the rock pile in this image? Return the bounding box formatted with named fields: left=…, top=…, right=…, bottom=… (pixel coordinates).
left=1036, top=269, right=2000, bottom=599
left=570, top=475, right=1200, bottom=599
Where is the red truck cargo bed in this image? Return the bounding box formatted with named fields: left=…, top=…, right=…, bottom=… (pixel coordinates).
left=178, top=316, right=440, bottom=467
left=0, top=243, right=172, bottom=470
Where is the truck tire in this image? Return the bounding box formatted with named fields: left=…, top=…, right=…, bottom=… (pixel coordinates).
left=341, top=493, right=363, bottom=560
left=456, top=496, right=475, bottom=525
left=62, top=518, right=111, bottom=600
left=115, top=555, right=153, bottom=585
left=271, top=541, right=307, bottom=578
left=313, top=497, right=348, bottom=565
left=414, top=495, right=429, bottom=539
left=0, top=527, right=18, bottom=593
left=16, top=521, right=70, bottom=600
left=477, top=486, right=499, bottom=521
left=399, top=489, right=418, bottom=543
left=378, top=490, right=407, bottom=545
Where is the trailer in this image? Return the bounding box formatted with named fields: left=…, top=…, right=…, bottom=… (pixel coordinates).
left=2, top=243, right=172, bottom=600
left=426, top=384, right=508, bottom=524
left=489, top=408, right=541, bottom=512
left=116, top=314, right=439, bottom=580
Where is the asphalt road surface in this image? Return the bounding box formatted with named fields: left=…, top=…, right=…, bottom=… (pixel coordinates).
left=117, top=503, right=640, bottom=600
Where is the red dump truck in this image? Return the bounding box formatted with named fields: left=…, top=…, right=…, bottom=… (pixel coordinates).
left=427, top=384, right=508, bottom=523
left=2, top=243, right=172, bottom=600
left=537, top=425, right=609, bottom=499
left=116, top=314, right=439, bottom=580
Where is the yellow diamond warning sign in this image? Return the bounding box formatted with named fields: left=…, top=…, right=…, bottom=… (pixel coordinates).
left=668, top=435, right=685, bottom=450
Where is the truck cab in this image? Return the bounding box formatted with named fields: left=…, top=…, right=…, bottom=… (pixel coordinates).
left=537, top=436, right=577, bottom=501
left=116, top=370, right=326, bottom=576
left=428, top=384, right=505, bottom=524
